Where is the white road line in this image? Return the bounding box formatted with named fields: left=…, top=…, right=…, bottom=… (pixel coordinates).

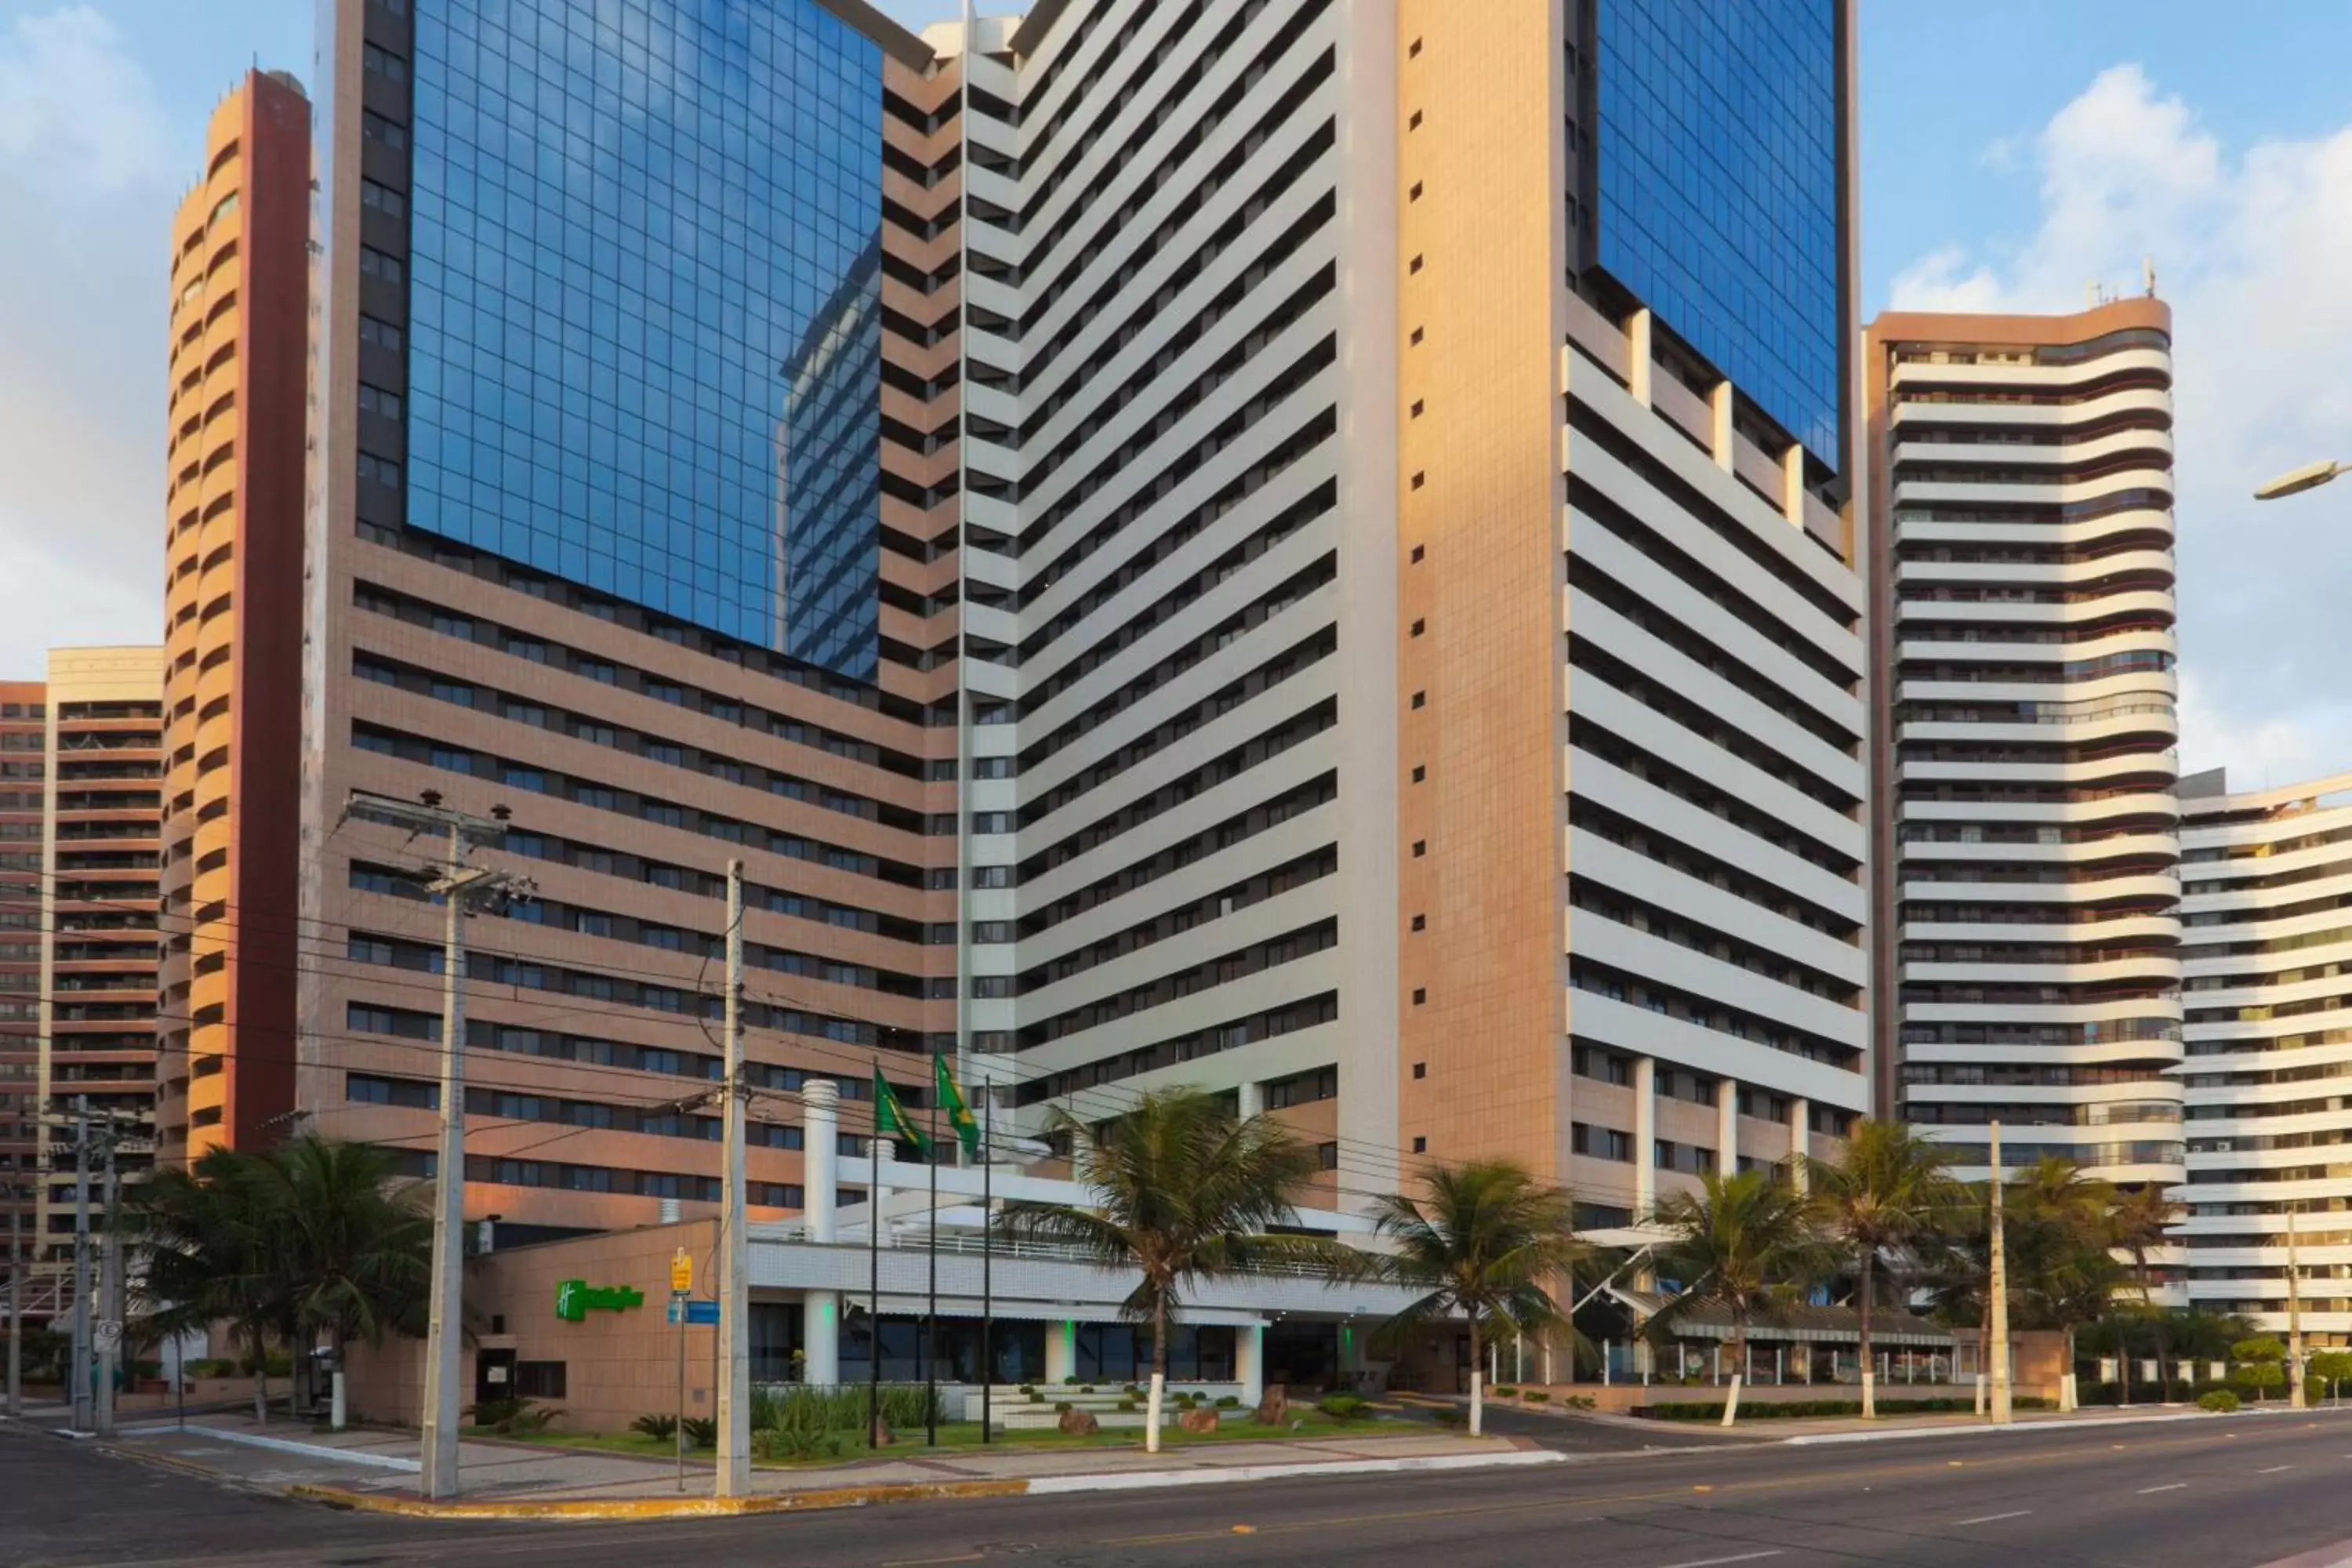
left=1955, top=1510, right=2032, bottom=1525
left=2138, top=1483, right=2187, bottom=1494
left=2257, top=1465, right=2296, bottom=1474
left=1654, top=1554, right=1784, bottom=1568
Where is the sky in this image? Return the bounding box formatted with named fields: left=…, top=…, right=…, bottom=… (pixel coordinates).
left=6, top=0, right=2352, bottom=783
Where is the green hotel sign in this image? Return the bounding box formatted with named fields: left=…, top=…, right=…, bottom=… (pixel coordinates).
left=555, top=1279, right=646, bottom=1322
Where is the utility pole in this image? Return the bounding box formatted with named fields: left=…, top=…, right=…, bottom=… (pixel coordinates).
left=95, top=1136, right=121, bottom=1439
left=8, top=1197, right=22, bottom=1419
left=2289, top=1203, right=2307, bottom=1410
left=1987, top=1120, right=2012, bottom=1425
left=350, top=791, right=529, bottom=1501
left=715, top=860, right=750, bottom=1498
left=71, top=1099, right=91, bottom=1433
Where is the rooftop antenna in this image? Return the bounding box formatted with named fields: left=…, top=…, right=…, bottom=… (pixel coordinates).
left=2143, top=256, right=2157, bottom=297
left=2086, top=280, right=2100, bottom=308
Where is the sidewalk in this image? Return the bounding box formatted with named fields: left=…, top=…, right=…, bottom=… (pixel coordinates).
left=78, top=1410, right=1564, bottom=1519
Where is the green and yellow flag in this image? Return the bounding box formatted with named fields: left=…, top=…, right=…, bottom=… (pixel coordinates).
left=873, top=1068, right=930, bottom=1159
left=935, top=1054, right=980, bottom=1160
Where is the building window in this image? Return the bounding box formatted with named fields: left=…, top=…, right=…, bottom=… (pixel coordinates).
left=512, top=1361, right=566, bottom=1399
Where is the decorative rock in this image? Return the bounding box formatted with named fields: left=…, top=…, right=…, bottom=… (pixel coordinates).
left=1178, top=1406, right=1220, bottom=1434
left=1058, top=1407, right=1100, bottom=1436
left=869, top=1416, right=895, bottom=1446
left=1253, top=1387, right=1288, bottom=1425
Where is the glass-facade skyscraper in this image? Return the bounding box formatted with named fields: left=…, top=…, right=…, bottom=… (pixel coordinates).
left=1582, top=0, right=1849, bottom=468
left=387, top=0, right=887, bottom=680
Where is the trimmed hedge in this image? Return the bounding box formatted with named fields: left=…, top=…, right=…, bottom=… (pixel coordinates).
left=1641, top=1396, right=2053, bottom=1421
left=2198, top=1390, right=2241, bottom=1413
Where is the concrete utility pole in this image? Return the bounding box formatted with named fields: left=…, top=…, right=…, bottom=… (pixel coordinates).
left=96, top=1136, right=121, bottom=1439
left=1987, top=1120, right=2012, bottom=1425
left=2289, top=1203, right=2307, bottom=1410
left=71, top=1099, right=91, bottom=1433
left=7, top=1198, right=22, bottom=1419
left=351, top=791, right=529, bottom=1501
left=715, top=860, right=750, bottom=1498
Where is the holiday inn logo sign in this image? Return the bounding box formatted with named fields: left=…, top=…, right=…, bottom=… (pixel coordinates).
left=555, top=1279, right=646, bottom=1321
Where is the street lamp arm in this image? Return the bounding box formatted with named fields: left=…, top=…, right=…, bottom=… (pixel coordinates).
left=2253, top=459, right=2351, bottom=501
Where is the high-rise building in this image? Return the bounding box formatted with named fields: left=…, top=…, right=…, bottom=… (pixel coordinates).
left=1866, top=299, right=2186, bottom=1187
left=278, top=0, right=1867, bottom=1236
left=157, top=70, right=313, bottom=1163
left=34, top=648, right=165, bottom=1265
left=0, top=682, right=44, bottom=1259
left=2178, top=770, right=2352, bottom=1338
left=1399, top=0, right=1868, bottom=1219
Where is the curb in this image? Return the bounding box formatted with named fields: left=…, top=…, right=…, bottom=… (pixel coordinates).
left=285, top=1446, right=1565, bottom=1520
left=290, top=1478, right=1034, bottom=1520
left=1024, top=1448, right=1566, bottom=1494
left=1779, top=1406, right=2350, bottom=1446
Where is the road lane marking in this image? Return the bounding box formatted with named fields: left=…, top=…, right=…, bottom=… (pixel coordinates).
left=2138, top=1483, right=2187, bottom=1494
left=1654, top=1554, right=1784, bottom=1568
left=1955, top=1511, right=2031, bottom=1525
left=2258, top=1465, right=2295, bottom=1474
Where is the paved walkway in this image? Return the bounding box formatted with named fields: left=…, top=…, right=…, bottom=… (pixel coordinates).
left=72, top=1410, right=1542, bottom=1507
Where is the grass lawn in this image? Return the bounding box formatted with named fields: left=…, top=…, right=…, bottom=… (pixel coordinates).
left=493, top=1406, right=1401, bottom=1468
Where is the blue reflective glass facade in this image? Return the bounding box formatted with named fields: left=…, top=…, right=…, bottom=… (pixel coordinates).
left=1595, top=0, right=1842, bottom=462
left=405, top=0, right=884, bottom=681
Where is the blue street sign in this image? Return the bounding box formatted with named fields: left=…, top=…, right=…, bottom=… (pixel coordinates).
left=666, top=1298, right=720, bottom=1327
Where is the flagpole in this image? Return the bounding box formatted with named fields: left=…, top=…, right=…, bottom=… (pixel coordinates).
left=981, top=1087, right=993, bottom=1445
left=868, top=1058, right=882, bottom=1450
left=926, top=1093, right=940, bottom=1447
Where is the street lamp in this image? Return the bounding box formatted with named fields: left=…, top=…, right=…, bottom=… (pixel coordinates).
left=2253, top=459, right=2350, bottom=501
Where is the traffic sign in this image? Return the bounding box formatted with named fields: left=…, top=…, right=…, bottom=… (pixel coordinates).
left=666, top=1299, right=720, bottom=1327
left=93, top=1319, right=122, bottom=1352
left=670, top=1247, right=693, bottom=1294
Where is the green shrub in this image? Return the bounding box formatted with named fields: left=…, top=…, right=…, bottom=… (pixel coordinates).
left=1433, top=1408, right=1468, bottom=1428
left=1317, top=1395, right=1369, bottom=1420
left=747, top=1383, right=940, bottom=1433
left=1116, top=1399, right=1138, bottom=1413
left=1054, top=1400, right=1073, bottom=1414
left=1561, top=1395, right=1595, bottom=1411
left=1080, top=1385, right=1096, bottom=1394
left=1064, top=1375, right=1082, bottom=1386
left=1493, top=1386, right=1518, bottom=1399
left=1523, top=1391, right=1550, bottom=1403
left=466, top=1397, right=558, bottom=1435
left=1018, top=1385, right=1036, bottom=1396
left=630, top=1414, right=679, bottom=1442
left=2199, top=1389, right=2241, bottom=1413
left=680, top=1417, right=717, bottom=1448
left=1216, top=1395, right=1242, bottom=1409
left=1028, top=1391, right=1044, bottom=1404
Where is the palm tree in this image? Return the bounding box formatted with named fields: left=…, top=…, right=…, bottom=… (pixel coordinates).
left=130, top=1146, right=286, bottom=1424
left=1648, top=1169, right=1831, bottom=1425
left=1807, top=1120, right=1967, bottom=1417
left=266, top=1138, right=433, bottom=1396
left=1366, top=1160, right=1589, bottom=1436
left=994, top=1090, right=1357, bottom=1453
left=129, top=1136, right=434, bottom=1424
left=2108, top=1183, right=2180, bottom=1397
left=2006, top=1156, right=2118, bottom=1406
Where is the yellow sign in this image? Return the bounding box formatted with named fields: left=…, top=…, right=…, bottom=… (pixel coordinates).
left=670, top=1247, right=693, bottom=1294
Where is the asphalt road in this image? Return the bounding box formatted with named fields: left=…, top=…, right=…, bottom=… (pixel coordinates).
left=12, top=1411, right=2352, bottom=1568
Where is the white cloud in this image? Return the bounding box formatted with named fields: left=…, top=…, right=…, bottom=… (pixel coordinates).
left=1890, top=64, right=2352, bottom=784
left=0, top=6, right=168, bottom=194
left=0, top=5, right=176, bottom=673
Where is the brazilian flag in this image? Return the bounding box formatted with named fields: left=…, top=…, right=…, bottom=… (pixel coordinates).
left=873, top=1068, right=930, bottom=1159
left=935, top=1054, right=980, bottom=1160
